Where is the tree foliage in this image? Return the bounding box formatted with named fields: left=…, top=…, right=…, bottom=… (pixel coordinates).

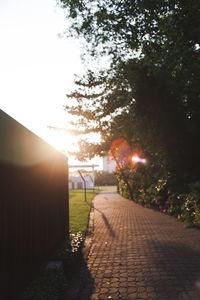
left=60, top=0, right=200, bottom=183
left=94, top=170, right=117, bottom=186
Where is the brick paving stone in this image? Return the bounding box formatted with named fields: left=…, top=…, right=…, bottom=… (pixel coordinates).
left=77, top=191, right=200, bottom=300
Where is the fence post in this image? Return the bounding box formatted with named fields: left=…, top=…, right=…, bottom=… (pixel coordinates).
left=78, top=170, right=87, bottom=202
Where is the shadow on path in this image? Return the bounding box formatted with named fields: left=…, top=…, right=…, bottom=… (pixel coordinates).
left=65, top=255, right=94, bottom=300
left=94, top=207, right=116, bottom=238
left=146, top=240, right=200, bottom=299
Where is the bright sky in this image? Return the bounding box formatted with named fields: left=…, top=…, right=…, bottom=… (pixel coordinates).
left=0, top=0, right=102, bottom=168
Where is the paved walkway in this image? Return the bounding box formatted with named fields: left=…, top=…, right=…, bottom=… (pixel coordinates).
left=78, top=191, right=200, bottom=300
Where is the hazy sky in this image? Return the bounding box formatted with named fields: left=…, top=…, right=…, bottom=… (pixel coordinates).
left=0, top=0, right=103, bottom=166
left=0, top=0, right=103, bottom=169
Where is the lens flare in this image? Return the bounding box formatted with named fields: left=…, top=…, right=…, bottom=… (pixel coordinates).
left=108, top=138, right=132, bottom=170
left=108, top=139, right=147, bottom=170
left=132, top=154, right=146, bottom=164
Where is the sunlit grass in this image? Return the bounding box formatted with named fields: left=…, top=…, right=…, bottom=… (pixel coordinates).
left=69, top=189, right=99, bottom=235
left=98, top=185, right=117, bottom=191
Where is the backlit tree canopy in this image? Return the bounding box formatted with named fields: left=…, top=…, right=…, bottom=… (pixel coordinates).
left=60, top=0, right=200, bottom=182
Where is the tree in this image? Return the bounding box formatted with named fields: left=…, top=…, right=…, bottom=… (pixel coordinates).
left=60, top=0, right=200, bottom=183
left=94, top=170, right=117, bottom=186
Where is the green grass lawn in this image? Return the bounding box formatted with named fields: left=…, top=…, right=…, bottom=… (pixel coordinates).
left=69, top=189, right=99, bottom=235
left=98, top=185, right=117, bottom=191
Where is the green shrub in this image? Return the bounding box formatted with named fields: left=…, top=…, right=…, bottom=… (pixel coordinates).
left=117, top=165, right=200, bottom=228
left=56, top=232, right=84, bottom=272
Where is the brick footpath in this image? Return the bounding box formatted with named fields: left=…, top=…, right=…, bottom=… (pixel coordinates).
left=78, top=191, right=200, bottom=300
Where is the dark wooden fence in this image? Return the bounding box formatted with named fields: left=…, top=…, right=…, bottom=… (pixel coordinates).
left=0, top=110, right=69, bottom=299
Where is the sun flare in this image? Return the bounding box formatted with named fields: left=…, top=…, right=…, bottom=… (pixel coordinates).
left=132, top=154, right=146, bottom=164
left=42, top=128, right=77, bottom=155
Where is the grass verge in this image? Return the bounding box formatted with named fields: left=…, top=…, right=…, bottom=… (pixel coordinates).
left=97, top=185, right=117, bottom=192
left=69, top=189, right=99, bottom=235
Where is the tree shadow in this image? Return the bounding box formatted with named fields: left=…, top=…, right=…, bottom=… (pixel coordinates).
left=64, top=254, right=94, bottom=300
left=94, top=207, right=116, bottom=238
left=76, top=258, right=94, bottom=300
left=144, top=240, right=200, bottom=299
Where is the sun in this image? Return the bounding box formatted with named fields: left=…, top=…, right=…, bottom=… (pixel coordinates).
left=41, top=127, right=77, bottom=156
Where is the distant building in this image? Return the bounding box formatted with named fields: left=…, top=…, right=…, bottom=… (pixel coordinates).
left=103, top=156, right=116, bottom=173
left=69, top=175, right=93, bottom=189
